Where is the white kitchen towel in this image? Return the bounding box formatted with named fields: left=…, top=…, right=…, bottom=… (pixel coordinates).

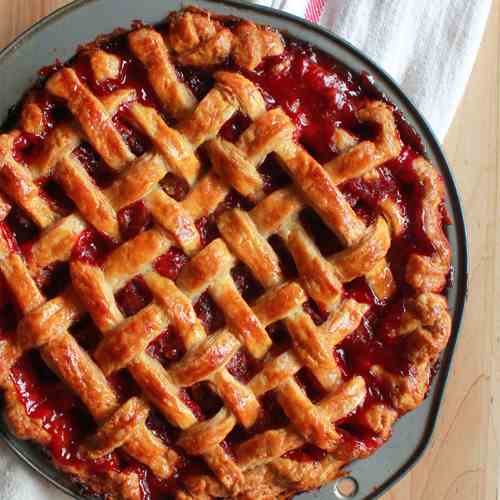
left=0, top=1, right=491, bottom=499
left=252, top=0, right=492, bottom=141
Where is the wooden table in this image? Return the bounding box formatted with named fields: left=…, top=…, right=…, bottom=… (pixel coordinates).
left=0, top=1, right=498, bottom=499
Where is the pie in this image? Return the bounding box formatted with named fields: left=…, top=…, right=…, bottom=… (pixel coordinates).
left=0, top=6, right=452, bottom=500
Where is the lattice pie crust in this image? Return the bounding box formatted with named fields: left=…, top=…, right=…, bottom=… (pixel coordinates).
left=0, top=7, right=452, bottom=499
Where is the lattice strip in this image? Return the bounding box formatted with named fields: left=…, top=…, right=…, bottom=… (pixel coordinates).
left=95, top=304, right=166, bottom=374
left=205, top=139, right=264, bottom=200
left=103, top=229, right=171, bottom=289
left=40, top=332, right=118, bottom=421
left=46, top=68, right=134, bottom=169
left=105, top=153, right=167, bottom=210
left=127, top=102, right=200, bottom=184
left=0, top=135, right=57, bottom=227
left=280, top=220, right=343, bottom=310
left=276, top=378, right=339, bottom=450
left=55, top=156, right=119, bottom=238
left=284, top=311, right=340, bottom=391
left=277, top=137, right=366, bottom=246
left=82, top=397, right=149, bottom=459
left=0, top=245, right=44, bottom=315
left=215, top=210, right=283, bottom=289
left=31, top=123, right=81, bottom=176
left=128, top=27, right=197, bottom=120
left=324, top=101, right=401, bottom=184
left=209, top=276, right=271, bottom=358
left=144, top=188, right=200, bottom=254
left=28, top=215, right=87, bottom=276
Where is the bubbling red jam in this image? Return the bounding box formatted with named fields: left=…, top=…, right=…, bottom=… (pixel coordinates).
left=72, top=228, right=117, bottom=265
left=118, top=201, right=153, bottom=240
left=73, top=142, right=117, bottom=188
left=38, top=177, right=76, bottom=215
left=12, top=133, right=45, bottom=165
left=115, top=276, right=153, bottom=317
left=2, top=18, right=451, bottom=497
left=246, top=41, right=365, bottom=162
left=10, top=352, right=118, bottom=472
left=153, top=247, right=188, bottom=281
left=147, top=326, right=186, bottom=368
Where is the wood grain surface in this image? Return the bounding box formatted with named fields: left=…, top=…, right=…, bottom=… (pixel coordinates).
left=0, top=1, right=498, bottom=499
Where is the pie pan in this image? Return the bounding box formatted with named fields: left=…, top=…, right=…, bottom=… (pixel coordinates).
left=0, top=0, right=468, bottom=499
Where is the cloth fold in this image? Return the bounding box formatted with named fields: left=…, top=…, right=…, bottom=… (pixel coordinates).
left=0, top=1, right=491, bottom=499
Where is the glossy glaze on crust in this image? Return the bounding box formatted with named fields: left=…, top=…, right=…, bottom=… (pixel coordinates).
left=0, top=6, right=452, bottom=500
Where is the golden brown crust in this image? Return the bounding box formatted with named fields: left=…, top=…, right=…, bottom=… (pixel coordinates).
left=210, top=276, right=271, bottom=358
left=232, top=22, right=284, bottom=70
left=330, top=216, right=391, bottom=282
left=357, top=403, right=398, bottom=439
left=177, top=29, right=233, bottom=67
left=94, top=304, right=165, bottom=375
left=167, top=8, right=284, bottom=70
left=19, top=95, right=45, bottom=136
left=206, top=138, right=264, bottom=200
left=127, top=102, right=200, bottom=184
left=55, top=156, right=119, bottom=238
left=82, top=397, right=149, bottom=458
left=32, top=123, right=81, bottom=176
left=370, top=361, right=430, bottom=414
left=178, top=87, right=237, bottom=149
left=218, top=209, right=284, bottom=288
left=129, top=27, right=197, bottom=119
left=405, top=158, right=452, bottom=293
left=325, top=102, right=402, bottom=184
left=0, top=193, right=11, bottom=221
left=46, top=68, right=134, bottom=169
left=168, top=7, right=222, bottom=54
left=89, top=49, right=121, bottom=82
left=42, top=332, right=118, bottom=419
left=0, top=134, right=57, bottom=228
left=279, top=141, right=367, bottom=246
left=28, top=215, right=87, bottom=276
